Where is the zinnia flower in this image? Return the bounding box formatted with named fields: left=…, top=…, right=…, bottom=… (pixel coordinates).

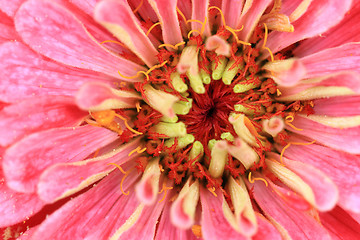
left=1, top=0, right=360, bottom=239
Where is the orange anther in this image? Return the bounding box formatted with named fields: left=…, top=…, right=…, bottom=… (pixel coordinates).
left=192, top=225, right=202, bottom=238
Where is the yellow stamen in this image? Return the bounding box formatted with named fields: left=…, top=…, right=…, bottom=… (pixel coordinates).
left=133, top=0, right=143, bottom=14
left=128, top=146, right=147, bottom=157
left=176, top=7, right=188, bottom=23
left=186, top=19, right=204, bottom=25
left=208, top=6, right=227, bottom=26
left=200, top=16, right=208, bottom=35
left=263, top=47, right=275, bottom=62
left=146, top=22, right=162, bottom=36
left=262, top=23, right=269, bottom=49
left=93, top=149, right=100, bottom=158
left=248, top=172, right=268, bottom=186
left=158, top=42, right=185, bottom=50
left=226, top=25, right=244, bottom=32
left=285, top=115, right=303, bottom=131
left=108, top=162, right=132, bottom=195
left=225, top=26, right=251, bottom=46
left=207, top=187, right=218, bottom=197
left=276, top=88, right=282, bottom=96
left=136, top=102, right=142, bottom=112
left=100, top=40, right=126, bottom=48
left=158, top=182, right=173, bottom=203
left=146, top=60, right=168, bottom=74
left=117, top=70, right=149, bottom=81
left=187, top=29, right=202, bottom=38
left=115, top=113, right=143, bottom=135
left=280, top=140, right=316, bottom=165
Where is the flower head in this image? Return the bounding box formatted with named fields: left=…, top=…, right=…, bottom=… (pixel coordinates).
left=1, top=0, right=360, bottom=239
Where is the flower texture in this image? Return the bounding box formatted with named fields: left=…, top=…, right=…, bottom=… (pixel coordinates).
left=1, top=0, right=360, bottom=239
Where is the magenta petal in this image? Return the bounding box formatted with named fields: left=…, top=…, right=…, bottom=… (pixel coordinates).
left=294, top=1, right=360, bottom=57
left=119, top=181, right=171, bottom=240
left=0, top=41, right=113, bottom=103
left=267, top=0, right=352, bottom=54
left=15, top=0, right=145, bottom=81
left=237, top=0, right=273, bottom=41
left=0, top=170, right=44, bottom=228
left=37, top=139, right=141, bottom=203
left=0, top=96, right=86, bottom=146
left=128, top=0, right=158, bottom=22
left=31, top=168, right=141, bottom=239
left=0, top=12, right=19, bottom=43
left=314, top=96, right=360, bottom=117
left=148, top=0, right=183, bottom=46
left=3, top=125, right=118, bottom=193
left=155, top=191, right=198, bottom=240
left=94, top=0, right=159, bottom=67
left=200, top=187, right=247, bottom=240
left=221, top=0, right=244, bottom=29
left=253, top=214, right=282, bottom=240
left=300, top=43, right=360, bottom=79
left=290, top=115, right=360, bottom=154
left=319, top=206, right=360, bottom=240
left=283, top=159, right=339, bottom=211
left=280, top=141, right=360, bottom=213
left=68, top=0, right=100, bottom=16
left=191, top=0, right=211, bottom=36
left=0, top=0, right=24, bottom=17
left=248, top=179, right=331, bottom=240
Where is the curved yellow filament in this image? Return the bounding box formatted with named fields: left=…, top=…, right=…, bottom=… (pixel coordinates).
left=285, top=115, right=303, bottom=131
left=248, top=172, right=269, bottom=186
left=158, top=42, right=185, bottom=50
left=225, top=26, right=251, bottom=46
left=100, top=40, right=126, bottom=48
left=188, top=29, right=202, bottom=39
left=146, top=60, right=168, bottom=74
left=186, top=19, right=204, bottom=25
left=263, top=47, right=275, bottom=62
left=158, top=183, right=173, bottom=203
left=207, top=187, right=218, bottom=197
left=146, top=22, right=162, bottom=36
left=109, top=163, right=133, bottom=195
left=128, top=146, right=147, bottom=157
left=133, top=0, right=143, bottom=14
left=115, top=114, right=143, bottom=135
left=280, top=140, right=316, bottom=165
left=136, top=102, right=142, bottom=112
left=208, top=6, right=227, bottom=26
left=176, top=7, right=188, bottom=23
left=262, top=23, right=269, bottom=49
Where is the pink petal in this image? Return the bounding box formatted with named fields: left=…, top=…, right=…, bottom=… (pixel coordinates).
left=0, top=0, right=24, bottom=17
left=0, top=11, right=19, bottom=43
left=3, top=125, right=118, bottom=193
left=94, top=0, right=158, bottom=67
left=247, top=178, right=331, bottom=240
left=15, top=0, right=145, bottom=81
left=279, top=140, right=360, bottom=213
left=237, top=0, right=273, bottom=41
left=31, top=168, right=141, bottom=239
left=266, top=0, right=352, bottom=54
left=221, top=0, right=244, bottom=29
left=68, top=0, right=99, bottom=16
left=294, top=1, right=360, bottom=57
left=119, top=180, right=171, bottom=240
left=148, top=0, right=183, bottom=46
left=191, top=0, right=211, bottom=37
left=314, top=96, right=360, bottom=117
left=300, top=43, right=360, bottom=79
left=128, top=0, right=158, bottom=22
left=155, top=191, right=198, bottom=240
left=37, top=139, right=140, bottom=203
left=319, top=206, right=360, bottom=240
left=0, top=41, right=114, bottom=103
left=0, top=96, right=86, bottom=147
left=75, top=82, right=141, bottom=110
left=0, top=170, right=44, bottom=228
left=177, top=0, right=192, bottom=19
left=277, top=72, right=360, bottom=100
left=200, top=187, right=248, bottom=240
left=289, top=115, right=360, bottom=154
left=283, top=158, right=339, bottom=211
left=253, top=214, right=282, bottom=240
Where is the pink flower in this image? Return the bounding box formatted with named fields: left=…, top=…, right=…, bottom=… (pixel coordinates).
left=1, top=0, right=360, bottom=239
